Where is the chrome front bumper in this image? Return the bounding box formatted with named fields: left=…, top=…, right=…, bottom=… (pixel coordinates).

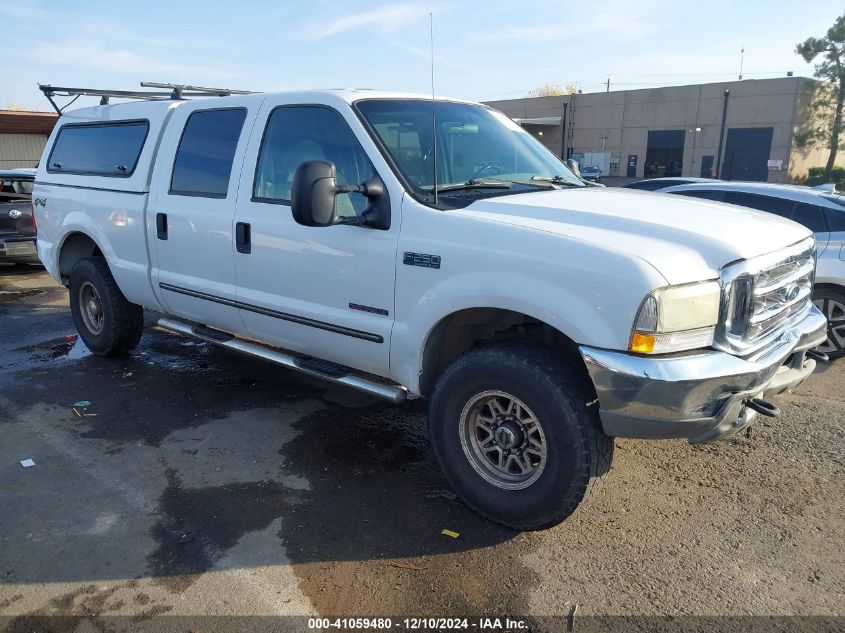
left=580, top=305, right=828, bottom=443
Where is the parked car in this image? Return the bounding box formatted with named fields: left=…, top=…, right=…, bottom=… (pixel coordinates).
left=660, top=181, right=845, bottom=358
left=34, top=87, right=826, bottom=530
left=624, top=177, right=719, bottom=191
left=579, top=165, right=602, bottom=183
left=0, top=169, right=38, bottom=264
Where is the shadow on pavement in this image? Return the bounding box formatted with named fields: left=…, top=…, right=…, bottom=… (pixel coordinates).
left=0, top=277, right=517, bottom=594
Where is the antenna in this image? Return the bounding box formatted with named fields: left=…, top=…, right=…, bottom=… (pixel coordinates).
left=430, top=12, right=438, bottom=205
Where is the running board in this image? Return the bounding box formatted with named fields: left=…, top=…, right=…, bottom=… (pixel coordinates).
left=156, top=318, right=407, bottom=404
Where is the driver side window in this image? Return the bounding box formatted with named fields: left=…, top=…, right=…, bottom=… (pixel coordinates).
left=253, top=106, right=375, bottom=217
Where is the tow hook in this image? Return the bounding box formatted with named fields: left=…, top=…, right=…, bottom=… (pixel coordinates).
left=744, top=397, right=781, bottom=418
left=806, top=349, right=829, bottom=363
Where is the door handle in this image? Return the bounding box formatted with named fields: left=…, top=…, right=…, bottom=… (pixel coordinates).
left=236, top=222, right=251, bottom=254
left=156, top=213, right=168, bottom=240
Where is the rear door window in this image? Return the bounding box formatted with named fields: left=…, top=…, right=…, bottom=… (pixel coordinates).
left=47, top=121, right=149, bottom=176
left=722, top=192, right=795, bottom=218
left=0, top=178, right=33, bottom=199
left=170, top=108, right=247, bottom=198
left=792, top=202, right=828, bottom=233
left=673, top=189, right=724, bottom=201
left=824, top=207, right=845, bottom=232
left=629, top=180, right=684, bottom=191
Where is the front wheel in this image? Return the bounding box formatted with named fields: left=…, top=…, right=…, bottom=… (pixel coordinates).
left=813, top=288, right=845, bottom=360
left=69, top=257, right=143, bottom=357
left=428, top=344, right=614, bottom=530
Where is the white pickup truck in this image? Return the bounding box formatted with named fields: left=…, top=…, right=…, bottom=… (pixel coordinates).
left=34, top=85, right=828, bottom=530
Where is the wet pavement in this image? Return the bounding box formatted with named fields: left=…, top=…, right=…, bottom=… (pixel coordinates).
left=0, top=264, right=843, bottom=628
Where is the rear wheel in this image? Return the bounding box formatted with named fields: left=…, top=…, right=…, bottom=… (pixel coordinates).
left=428, top=344, right=614, bottom=530
left=69, top=257, right=143, bottom=356
left=813, top=288, right=845, bottom=360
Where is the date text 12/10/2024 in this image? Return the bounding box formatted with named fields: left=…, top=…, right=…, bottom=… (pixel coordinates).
left=307, top=617, right=529, bottom=630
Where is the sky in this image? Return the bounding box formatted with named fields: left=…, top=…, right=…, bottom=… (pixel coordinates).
left=0, top=0, right=840, bottom=111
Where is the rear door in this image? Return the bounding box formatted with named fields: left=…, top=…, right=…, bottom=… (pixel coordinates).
left=148, top=101, right=258, bottom=332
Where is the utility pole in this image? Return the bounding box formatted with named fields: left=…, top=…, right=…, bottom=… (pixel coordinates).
left=715, top=89, right=731, bottom=178
left=559, top=100, right=568, bottom=160
left=606, top=76, right=610, bottom=93
left=738, top=46, right=744, bottom=80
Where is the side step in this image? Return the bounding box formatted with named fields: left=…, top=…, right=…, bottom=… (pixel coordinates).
left=157, top=318, right=407, bottom=404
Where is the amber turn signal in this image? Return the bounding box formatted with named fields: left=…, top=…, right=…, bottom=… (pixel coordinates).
left=629, top=332, right=656, bottom=354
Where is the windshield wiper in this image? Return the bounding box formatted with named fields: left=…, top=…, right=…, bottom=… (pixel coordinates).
left=531, top=175, right=582, bottom=186
left=434, top=179, right=512, bottom=193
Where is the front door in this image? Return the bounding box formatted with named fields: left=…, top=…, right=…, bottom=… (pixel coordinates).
left=233, top=102, right=398, bottom=376
left=700, top=155, right=714, bottom=178
left=148, top=103, right=255, bottom=332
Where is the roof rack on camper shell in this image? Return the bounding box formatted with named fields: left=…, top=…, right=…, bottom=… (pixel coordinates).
left=38, top=82, right=256, bottom=114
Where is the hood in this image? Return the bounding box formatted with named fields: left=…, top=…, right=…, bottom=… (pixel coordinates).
left=457, top=187, right=812, bottom=285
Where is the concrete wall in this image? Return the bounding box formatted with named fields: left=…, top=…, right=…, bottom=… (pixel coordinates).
left=486, top=77, right=814, bottom=183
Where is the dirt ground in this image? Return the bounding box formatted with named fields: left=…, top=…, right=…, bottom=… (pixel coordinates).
left=0, top=265, right=843, bottom=630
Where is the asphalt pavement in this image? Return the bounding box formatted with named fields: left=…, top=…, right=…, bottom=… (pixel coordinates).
left=0, top=264, right=843, bottom=631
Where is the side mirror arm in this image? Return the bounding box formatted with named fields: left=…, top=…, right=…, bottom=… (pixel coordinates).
left=333, top=177, right=391, bottom=230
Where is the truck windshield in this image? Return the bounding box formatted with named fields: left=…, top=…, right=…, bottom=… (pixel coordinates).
left=356, top=99, right=583, bottom=201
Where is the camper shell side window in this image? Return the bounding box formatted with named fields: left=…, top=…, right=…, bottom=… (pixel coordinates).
left=46, top=120, right=150, bottom=177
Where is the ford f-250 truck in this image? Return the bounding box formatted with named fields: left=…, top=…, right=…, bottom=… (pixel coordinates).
left=33, top=84, right=828, bottom=530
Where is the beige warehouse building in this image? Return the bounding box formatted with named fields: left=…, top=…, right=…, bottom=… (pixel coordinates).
left=0, top=110, right=58, bottom=169
left=485, top=76, right=841, bottom=184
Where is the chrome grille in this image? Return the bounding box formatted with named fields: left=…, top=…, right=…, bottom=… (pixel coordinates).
left=715, top=238, right=816, bottom=356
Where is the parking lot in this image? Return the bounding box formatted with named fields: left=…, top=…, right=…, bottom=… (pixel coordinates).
left=1, top=265, right=843, bottom=627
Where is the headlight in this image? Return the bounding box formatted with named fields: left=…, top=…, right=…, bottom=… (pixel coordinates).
left=630, top=281, right=721, bottom=354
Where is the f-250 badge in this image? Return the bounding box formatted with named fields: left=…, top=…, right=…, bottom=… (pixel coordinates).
left=403, top=252, right=441, bottom=269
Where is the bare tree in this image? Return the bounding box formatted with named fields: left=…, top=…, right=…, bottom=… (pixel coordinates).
left=796, top=11, right=845, bottom=179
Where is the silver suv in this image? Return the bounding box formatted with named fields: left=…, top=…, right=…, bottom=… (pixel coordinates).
left=660, top=182, right=845, bottom=358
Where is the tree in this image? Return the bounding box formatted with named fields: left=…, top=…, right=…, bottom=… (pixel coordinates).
left=528, top=82, right=577, bottom=97
left=796, top=11, right=845, bottom=179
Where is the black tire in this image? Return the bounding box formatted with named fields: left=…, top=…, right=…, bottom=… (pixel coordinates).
left=428, top=344, right=613, bottom=530
left=69, top=257, right=143, bottom=357
left=813, top=287, right=845, bottom=360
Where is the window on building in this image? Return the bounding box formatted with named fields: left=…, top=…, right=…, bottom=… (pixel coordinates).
left=47, top=121, right=149, bottom=176
left=170, top=108, right=247, bottom=198
left=253, top=106, right=375, bottom=216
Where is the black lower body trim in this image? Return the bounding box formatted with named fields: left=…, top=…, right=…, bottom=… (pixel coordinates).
left=159, top=282, right=384, bottom=343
